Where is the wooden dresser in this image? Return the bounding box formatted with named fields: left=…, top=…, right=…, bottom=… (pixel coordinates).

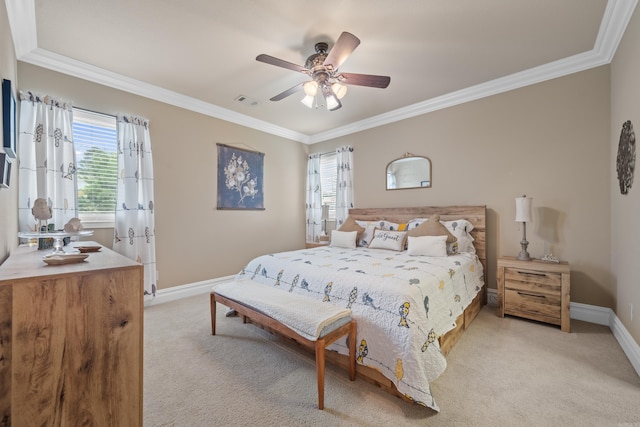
left=497, top=256, right=571, bottom=332
left=0, top=243, right=143, bottom=426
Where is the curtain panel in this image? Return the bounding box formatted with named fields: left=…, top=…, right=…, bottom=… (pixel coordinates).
left=17, top=91, right=77, bottom=232
left=305, top=153, right=322, bottom=243
left=113, top=115, right=157, bottom=299
left=335, top=145, right=354, bottom=227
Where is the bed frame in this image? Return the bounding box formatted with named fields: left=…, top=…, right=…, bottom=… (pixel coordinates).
left=322, top=205, right=488, bottom=402
left=242, top=205, right=487, bottom=406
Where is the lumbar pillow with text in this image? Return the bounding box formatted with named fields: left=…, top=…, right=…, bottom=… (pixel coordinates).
left=407, top=235, right=448, bottom=257
left=367, top=228, right=407, bottom=251
left=330, top=230, right=357, bottom=249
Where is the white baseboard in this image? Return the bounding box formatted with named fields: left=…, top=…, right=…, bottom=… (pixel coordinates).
left=486, top=288, right=640, bottom=376
left=144, top=275, right=235, bottom=307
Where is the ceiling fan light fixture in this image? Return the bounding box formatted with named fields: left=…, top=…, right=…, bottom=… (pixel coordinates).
left=332, top=82, right=348, bottom=99
left=303, top=80, right=318, bottom=96
left=301, top=94, right=315, bottom=108
left=325, top=93, right=340, bottom=111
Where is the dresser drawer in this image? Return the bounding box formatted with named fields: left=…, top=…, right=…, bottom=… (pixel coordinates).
left=504, top=267, right=561, bottom=296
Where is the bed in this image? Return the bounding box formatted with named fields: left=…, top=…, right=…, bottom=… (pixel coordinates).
left=234, top=206, right=486, bottom=411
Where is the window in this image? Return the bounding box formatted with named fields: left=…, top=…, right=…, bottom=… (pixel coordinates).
left=320, top=152, right=337, bottom=219
left=73, top=108, right=118, bottom=227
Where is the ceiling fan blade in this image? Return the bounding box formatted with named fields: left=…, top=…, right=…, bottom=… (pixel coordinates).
left=323, top=32, right=360, bottom=70
left=256, top=54, right=309, bottom=74
left=270, top=82, right=305, bottom=101
left=339, top=72, right=390, bottom=88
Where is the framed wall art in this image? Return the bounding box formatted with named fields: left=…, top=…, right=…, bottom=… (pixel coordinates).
left=2, top=79, right=16, bottom=159
left=217, top=143, right=265, bottom=210
left=0, top=152, right=12, bottom=188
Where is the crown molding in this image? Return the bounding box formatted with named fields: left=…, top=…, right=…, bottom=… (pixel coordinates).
left=19, top=48, right=310, bottom=144
left=6, top=0, right=636, bottom=145
left=5, top=0, right=37, bottom=58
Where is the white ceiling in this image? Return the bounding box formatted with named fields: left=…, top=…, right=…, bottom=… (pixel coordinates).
left=5, top=0, right=637, bottom=144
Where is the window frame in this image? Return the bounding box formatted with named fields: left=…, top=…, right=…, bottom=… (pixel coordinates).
left=73, top=108, right=118, bottom=229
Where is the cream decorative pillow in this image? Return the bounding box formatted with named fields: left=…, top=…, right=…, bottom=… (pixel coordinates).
left=330, top=230, right=357, bottom=249
left=407, top=235, right=448, bottom=257
left=367, top=229, right=407, bottom=251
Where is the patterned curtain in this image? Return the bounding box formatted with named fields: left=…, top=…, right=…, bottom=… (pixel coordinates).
left=335, top=145, right=354, bottom=227
left=17, top=92, right=77, bottom=232
left=305, top=153, right=322, bottom=243
left=113, top=115, right=157, bottom=299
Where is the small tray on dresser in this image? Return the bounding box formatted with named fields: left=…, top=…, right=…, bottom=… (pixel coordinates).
left=75, top=245, right=102, bottom=253
left=42, top=253, right=89, bottom=265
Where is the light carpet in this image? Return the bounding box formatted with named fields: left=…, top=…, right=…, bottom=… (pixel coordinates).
left=144, top=294, right=640, bottom=427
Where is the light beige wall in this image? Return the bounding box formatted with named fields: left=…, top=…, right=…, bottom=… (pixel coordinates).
left=0, top=2, right=18, bottom=263
left=611, top=6, right=640, bottom=343
left=313, top=66, right=611, bottom=308
left=17, top=63, right=308, bottom=289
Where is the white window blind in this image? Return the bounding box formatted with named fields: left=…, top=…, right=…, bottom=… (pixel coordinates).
left=73, top=108, right=118, bottom=227
left=320, top=152, right=337, bottom=219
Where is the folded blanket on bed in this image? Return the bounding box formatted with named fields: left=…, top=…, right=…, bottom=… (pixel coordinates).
left=214, top=279, right=352, bottom=341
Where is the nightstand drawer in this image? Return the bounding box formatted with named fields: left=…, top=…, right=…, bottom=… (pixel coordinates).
left=504, top=288, right=561, bottom=322
left=504, top=267, right=561, bottom=296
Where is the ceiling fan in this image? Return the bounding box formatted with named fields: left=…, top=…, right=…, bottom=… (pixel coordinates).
left=256, top=32, right=390, bottom=111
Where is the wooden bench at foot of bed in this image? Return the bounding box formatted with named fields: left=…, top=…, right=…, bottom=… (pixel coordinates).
left=210, top=280, right=357, bottom=410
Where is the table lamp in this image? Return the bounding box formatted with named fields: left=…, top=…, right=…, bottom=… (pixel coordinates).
left=515, top=195, right=532, bottom=261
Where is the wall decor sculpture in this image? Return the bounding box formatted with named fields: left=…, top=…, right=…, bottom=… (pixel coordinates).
left=217, top=143, right=264, bottom=210
left=616, top=120, right=636, bottom=195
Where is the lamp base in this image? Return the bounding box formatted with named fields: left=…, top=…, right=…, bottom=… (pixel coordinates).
left=517, top=250, right=531, bottom=261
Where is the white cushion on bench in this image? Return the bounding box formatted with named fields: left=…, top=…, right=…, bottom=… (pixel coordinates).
left=214, top=279, right=352, bottom=341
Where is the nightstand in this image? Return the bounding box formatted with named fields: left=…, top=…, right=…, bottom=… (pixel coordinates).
left=497, top=256, right=571, bottom=332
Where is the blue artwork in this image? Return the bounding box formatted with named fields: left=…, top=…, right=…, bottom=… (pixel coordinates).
left=217, top=144, right=264, bottom=210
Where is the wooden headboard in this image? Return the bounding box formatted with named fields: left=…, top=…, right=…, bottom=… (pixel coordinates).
left=348, top=205, right=487, bottom=279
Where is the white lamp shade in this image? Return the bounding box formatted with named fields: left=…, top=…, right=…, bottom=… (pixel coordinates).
left=515, top=196, right=532, bottom=222
left=301, top=95, right=315, bottom=108
left=325, top=94, right=339, bottom=111
left=321, top=204, right=329, bottom=220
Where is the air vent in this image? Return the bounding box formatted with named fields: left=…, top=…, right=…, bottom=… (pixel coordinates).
left=235, top=95, right=260, bottom=107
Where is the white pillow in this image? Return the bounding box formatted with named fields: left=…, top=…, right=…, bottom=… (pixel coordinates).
left=367, top=229, right=407, bottom=251
left=442, top=219, right=476, bottom=253
left=330, top=230, right=357, bottom=249
left=407, top=235, right=448, bottom=257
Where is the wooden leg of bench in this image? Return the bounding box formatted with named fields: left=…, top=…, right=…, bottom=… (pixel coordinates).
left=348, top=320, right=356, bottom=381
left=315, top=338, right=326, bottom=410
left=210, top=293, right=217, bottom=335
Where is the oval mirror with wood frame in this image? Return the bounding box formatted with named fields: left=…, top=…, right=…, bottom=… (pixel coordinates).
left=386, top=154, right=432, bottom=190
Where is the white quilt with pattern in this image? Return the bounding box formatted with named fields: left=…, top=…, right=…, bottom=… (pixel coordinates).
left=236, top=246, right=484, bottom=411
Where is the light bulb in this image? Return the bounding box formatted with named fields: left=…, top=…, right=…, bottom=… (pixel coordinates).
left=303, top=80, right=318, bottom=96
left=332, top=83, right=347, bottom=99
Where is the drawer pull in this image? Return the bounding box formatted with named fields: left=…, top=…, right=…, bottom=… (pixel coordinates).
left=517, top=291, right=546, bottom=299
left=516, top=271, right=547, bottom=277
